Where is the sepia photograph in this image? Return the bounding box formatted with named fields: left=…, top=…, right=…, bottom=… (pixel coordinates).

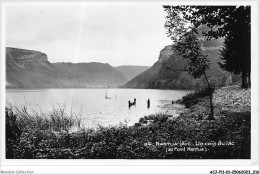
left=1, top=1, right=259, bottom=174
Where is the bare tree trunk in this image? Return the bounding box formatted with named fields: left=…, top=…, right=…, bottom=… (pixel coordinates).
left=248, top=72, right=251, bottom=88
left=203, top=73, right=214, bottom=120
left=241, top=71, right=248, bottom=89
left=240, top=7, right=249, bottom=89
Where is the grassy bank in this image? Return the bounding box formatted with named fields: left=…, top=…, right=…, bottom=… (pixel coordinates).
left=6, top=85, right=250, bottom=159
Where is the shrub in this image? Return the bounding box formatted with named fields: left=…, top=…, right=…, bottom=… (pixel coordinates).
left=178, top=88, right=212, bottom=108
left=6, top=108, right=22, bottom=159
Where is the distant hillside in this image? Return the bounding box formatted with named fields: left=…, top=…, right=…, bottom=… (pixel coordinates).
left=114, top=65, right=150, bottom=81
left=123, top=38, right=241, bottom=90
left=6, top=47, right=126, bottom=88
left=53, top=62, right=126, bottom=88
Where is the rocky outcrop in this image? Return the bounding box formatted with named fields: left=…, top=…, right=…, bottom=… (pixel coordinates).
left=6, top=47, right=48, bottom=62
left=158, top=45, right=174, bottom=62
left=6, top=48, right=59, bottom=88
left=123, top=42, right=241, bottom=90
left=6, top=48, right=52, bottom=71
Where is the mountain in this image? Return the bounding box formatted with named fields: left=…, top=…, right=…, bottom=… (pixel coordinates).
left=6, top=47, right=60, bottom=88
left=114, top=65, right=150, bottom=81
left=123, top=39, right=241, bottom=90
left=53, top=62, right=126, bottom=88
left=6, top=47, right=126, bottom=88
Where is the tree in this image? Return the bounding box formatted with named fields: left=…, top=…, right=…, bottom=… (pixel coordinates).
left=163, top=6, right=251, bottom=88
left=163, top=28, right=214, bottom=119
left=219, top=7, right=251, bottom=88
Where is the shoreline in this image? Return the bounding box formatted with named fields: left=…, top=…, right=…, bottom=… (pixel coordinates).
left=5, top=85, right=251, bottom=159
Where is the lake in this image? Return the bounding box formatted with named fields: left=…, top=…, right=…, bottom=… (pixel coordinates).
left=6, top=89, right=189, bottom=128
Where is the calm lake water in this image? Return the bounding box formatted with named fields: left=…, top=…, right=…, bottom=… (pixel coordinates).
left=6, top=89, right=189, bottom=128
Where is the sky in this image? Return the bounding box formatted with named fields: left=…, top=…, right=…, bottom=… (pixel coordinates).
left=5, top=3, right=173, bottom=66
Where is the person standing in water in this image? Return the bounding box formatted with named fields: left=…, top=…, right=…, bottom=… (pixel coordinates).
left=147, top=99, right=150, bottom=108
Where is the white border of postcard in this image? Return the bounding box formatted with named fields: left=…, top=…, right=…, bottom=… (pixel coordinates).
left=0, top=0, right=259, bottom=174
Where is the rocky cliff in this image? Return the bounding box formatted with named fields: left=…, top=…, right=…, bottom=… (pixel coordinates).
left=6, top=47, right=59, bottom=88
left=123, top=41, right=241, bottom=90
